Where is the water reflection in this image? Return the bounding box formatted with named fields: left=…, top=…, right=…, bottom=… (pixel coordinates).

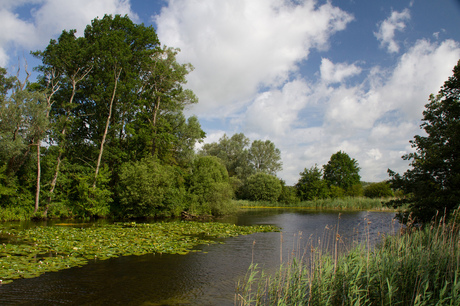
left=0, top=209, right=397, bottom=305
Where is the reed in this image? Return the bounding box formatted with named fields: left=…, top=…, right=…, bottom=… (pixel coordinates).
left=236, top=216, right=460, bottom=305
left=236, top=197, right=395, bottom=211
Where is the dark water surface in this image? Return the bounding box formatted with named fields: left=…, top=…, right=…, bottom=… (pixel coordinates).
left=0, top=209, right=398, bottom=305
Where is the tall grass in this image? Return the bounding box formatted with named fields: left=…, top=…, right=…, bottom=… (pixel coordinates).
left=236, top=197, right=394, bottom=211
left=236, top=216, right=460, bottom=305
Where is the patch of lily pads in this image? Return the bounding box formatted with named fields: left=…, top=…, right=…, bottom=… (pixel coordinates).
left=0, top=221, right=278, bottom=285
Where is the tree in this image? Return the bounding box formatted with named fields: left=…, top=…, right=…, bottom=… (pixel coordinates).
left=199, top=133, right=283, bottom=182
left=388, top=60, right=460, bottom=223
left=323, top=151, right=360, bottom=191
left=245, top=173, right=282, bottom=202
left=295, top=165, right=330, bottom=201
left=364, top=181, right=393, bottom=198
left=32, top=29, right=93, bottom=214
left=249, top=140, right=282, bottom=175
left=200, top=133, right=252, bottom=179
left=0, top=68, right=48, bottom=212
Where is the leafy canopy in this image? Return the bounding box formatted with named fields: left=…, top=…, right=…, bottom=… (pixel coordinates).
left=389, top=59, right=460, bottom=223
left=323, top=151, right=361, bottom=191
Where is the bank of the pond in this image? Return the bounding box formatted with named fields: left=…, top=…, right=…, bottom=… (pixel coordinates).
left=0, top=221, right=278, bottom=285
left=236, top=220, right=460, bottom=305
left=236, top=197, right=398, bottom=211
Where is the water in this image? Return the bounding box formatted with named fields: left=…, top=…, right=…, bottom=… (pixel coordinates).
left=0, top=209, right=398, bottom=305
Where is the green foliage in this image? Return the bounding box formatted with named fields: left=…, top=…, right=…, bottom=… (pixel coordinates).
left=389, top=60, right=460, bottom=223
left=199, top=133, right=283, bottom=183
left=345, top=183, right=364, bottom=197
left=296, top=165, right=330, bottom=201
left=245, top=173, right=282, bottom=202
left=187, top=156, right=233, bottom=215
left=323, top=151, right=361, bottom=191
left=70, top=167, right=112, bottom=218
left=0, top=14, right=206, bottom=219
left=364, top=181, right=394, bottom=198
left=248, top=140, right=282, bottom=176
left=117, top=157, right=186, bottom=218
left=278, top=184, right=300, bottom=204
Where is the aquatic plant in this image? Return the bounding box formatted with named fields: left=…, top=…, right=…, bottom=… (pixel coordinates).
left=0, top=221, right=278, bottom=285
left=236, top=218, right=460, bottom=305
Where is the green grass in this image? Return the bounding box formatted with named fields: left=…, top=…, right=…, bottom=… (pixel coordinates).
left=236, top=197, right=396, bottom=211
left=236, top=217, right=460, bottom=305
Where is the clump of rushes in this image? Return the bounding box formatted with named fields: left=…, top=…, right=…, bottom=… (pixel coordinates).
left=236, top=197, right=396, bottom=211
left=236, top=216, right=460, bottom=305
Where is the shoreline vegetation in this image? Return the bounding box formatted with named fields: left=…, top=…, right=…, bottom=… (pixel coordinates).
left=236, top=215, right=460, bottom=305
left=236, top=197, right=398, bottom=211
left=0, top=197, right=400, bottom=222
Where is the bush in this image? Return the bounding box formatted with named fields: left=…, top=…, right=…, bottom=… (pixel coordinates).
left=346, top=184, right=364, bottom=197
left=278, top=185, right=300, bottom=204
left=118, top=157, right=186, bottom=218
left=246, top=173, right=282, bottom=202
left=295, top=165, right=330, bottom=201
left=71, top=166, right=112, bottom=218
left=329, top=185, right=345, bottom=199
left=364, top=181, right=394, bottom=198
left=187, top=156, right=233, bottom=216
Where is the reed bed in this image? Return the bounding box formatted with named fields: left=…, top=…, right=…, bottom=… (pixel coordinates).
left=236, top=217, right=460, bottom=305
left=237, top=197, right=393, bottom=211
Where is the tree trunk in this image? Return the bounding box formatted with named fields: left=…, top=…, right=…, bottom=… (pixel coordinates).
left=34, top=141, right=41, bottom=213
left=93, top=68, right=122, bottom=189
left=45, top=67, right=92, bottom=216
left=151, top=95, right=161, bottom=155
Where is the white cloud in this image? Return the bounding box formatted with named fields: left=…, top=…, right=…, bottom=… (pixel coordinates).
left=375, top=8, right=410, bottom=53
left=243, top=79, right=311, bottom=137
left=0, top=0, right=137, bottom=67
left=320, top=58, right=361, bottom=84
left=155, top=0, right=353, bottom=117
left=261, top=39, right=460, bottom=184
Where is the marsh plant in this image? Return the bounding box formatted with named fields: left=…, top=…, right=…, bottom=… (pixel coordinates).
left=236, top=215, right=460, bottom=305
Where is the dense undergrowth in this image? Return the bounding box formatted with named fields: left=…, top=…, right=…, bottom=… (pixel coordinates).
left=236, top=216, right=460, bottom=305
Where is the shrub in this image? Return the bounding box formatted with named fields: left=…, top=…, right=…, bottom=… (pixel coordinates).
left=278, top=185, right=300, bottom=204
left=118, top=157, right=186, bottom=218
left=364, top=181, right=394, bottom=198
left=187, top=156, right=233, bottom=215
left=346, top=183, right=364, bottom=197
left=246, top=173, right=282, bottom=202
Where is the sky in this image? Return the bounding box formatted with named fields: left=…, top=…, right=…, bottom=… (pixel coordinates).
left=1, top=0, right=460, bottom=185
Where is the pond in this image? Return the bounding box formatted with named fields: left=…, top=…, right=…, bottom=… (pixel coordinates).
left=0, top=209, right=398, bottom=305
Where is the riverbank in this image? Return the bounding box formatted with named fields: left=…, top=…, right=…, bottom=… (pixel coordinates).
left=236, top=218, right=460, bottom=305
left=0, top=197, right=399, bottom=222
left=236, top=197, right=398, bottom=211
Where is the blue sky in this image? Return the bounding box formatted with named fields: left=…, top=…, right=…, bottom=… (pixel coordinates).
left=1, top=0, right=460, bottom=185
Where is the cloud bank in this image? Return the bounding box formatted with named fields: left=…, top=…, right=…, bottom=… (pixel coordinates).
left=155, top=2, right=460, bottom=184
